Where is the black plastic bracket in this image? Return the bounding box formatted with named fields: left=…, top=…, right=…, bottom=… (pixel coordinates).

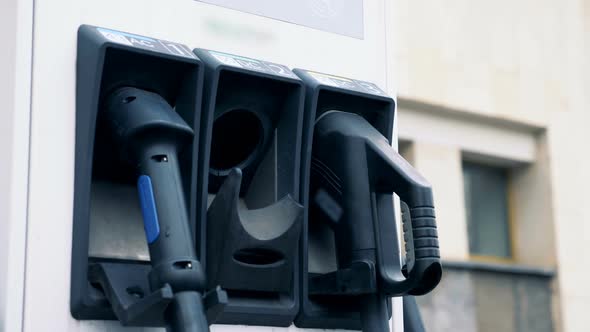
left=88, top=262, right=227, bottom=327
left=194, top=49, right=305, bottom=326
left=308, top=261, right=377, bottom=296
left=206, top=168, right=302, bottom=293
left=88, top=262, right=172, bottom=326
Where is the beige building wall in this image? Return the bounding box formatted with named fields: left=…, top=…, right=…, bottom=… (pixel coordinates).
left=391, top=0, right=590, bottom=331
left=402, top=141, right=469, bottom=261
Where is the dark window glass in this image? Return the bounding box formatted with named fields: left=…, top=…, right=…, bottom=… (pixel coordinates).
left=463, top=162, right=512, bottom=258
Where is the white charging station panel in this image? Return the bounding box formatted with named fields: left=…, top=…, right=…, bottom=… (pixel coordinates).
left=1, top=0, right=403, bottom=331
left=196, top=0, right=364, bottom=38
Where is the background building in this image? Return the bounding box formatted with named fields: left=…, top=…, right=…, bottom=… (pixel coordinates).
left=391, top=1, right=590, bottom=331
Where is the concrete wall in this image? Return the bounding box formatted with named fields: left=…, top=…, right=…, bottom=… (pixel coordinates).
left=391, top=0, right=590, bottom=331
left=393, top=0, right=566, bottom=126
left=417, top=267, right=554, bottom=332
left=403, top=141, right=469, bottom=261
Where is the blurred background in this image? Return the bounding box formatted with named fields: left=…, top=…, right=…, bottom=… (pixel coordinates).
left=2, top=1, right=588, bottom=331
left=391, top=1, right=590, bottom=331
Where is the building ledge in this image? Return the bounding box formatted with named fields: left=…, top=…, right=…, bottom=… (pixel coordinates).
left=397, top=97, right=546, bottom=133
left=443, top=260, right=556, bottom=278
left=396, top=97, right=545, bottom=165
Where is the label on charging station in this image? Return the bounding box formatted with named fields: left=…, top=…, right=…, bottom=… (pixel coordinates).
left=208, top=50, right=299, bottom=79
left=195, top=0, right=364, bottom=39
left=96, top=27, right=197, bottom=59
left=307, top=71, right=387, bottom=96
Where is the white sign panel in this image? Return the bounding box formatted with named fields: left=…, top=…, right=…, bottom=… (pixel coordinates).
left=196, top=0, right=364, bottom=39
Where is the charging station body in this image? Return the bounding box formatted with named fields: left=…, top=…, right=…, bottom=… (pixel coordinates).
left=2, top=1, right=407, bottom=331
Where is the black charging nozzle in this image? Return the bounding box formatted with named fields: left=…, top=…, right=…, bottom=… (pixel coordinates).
left=103, top=87, right=209, bottom=332
left=310, top=111, right=442, bottom=331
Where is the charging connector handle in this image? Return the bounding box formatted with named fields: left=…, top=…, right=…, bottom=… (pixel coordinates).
left=311, top=111, right=442, bottom=332
left=312, top=111, right=441, bottom=296
left=104, top=87, right=208, bottom=332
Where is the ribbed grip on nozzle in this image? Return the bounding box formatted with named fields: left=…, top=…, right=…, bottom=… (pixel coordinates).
left=402, top=203, right=442, bottom=296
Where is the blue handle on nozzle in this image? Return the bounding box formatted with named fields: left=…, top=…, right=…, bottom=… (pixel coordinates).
left=137, top=175, right=160, bottom=244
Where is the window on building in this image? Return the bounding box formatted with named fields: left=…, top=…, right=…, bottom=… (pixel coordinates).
left=463, top=161, right=512, bottom=259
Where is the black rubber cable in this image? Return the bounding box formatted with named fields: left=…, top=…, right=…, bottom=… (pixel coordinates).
left=403, top=296, right=426, bottom=332
left=360, top=294, right=390, bottom=332
left=165, top=292, right=209, bottom=332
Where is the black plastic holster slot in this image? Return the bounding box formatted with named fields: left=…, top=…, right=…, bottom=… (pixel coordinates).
left=71, top=25, right=226, bottom=327
left=194, top=49, right=305, bottom=326
left=293, top=69, right=442, bottom=330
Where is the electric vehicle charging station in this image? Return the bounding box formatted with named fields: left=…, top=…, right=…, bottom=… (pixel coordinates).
left=1, top=1, right=440, bottom=331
